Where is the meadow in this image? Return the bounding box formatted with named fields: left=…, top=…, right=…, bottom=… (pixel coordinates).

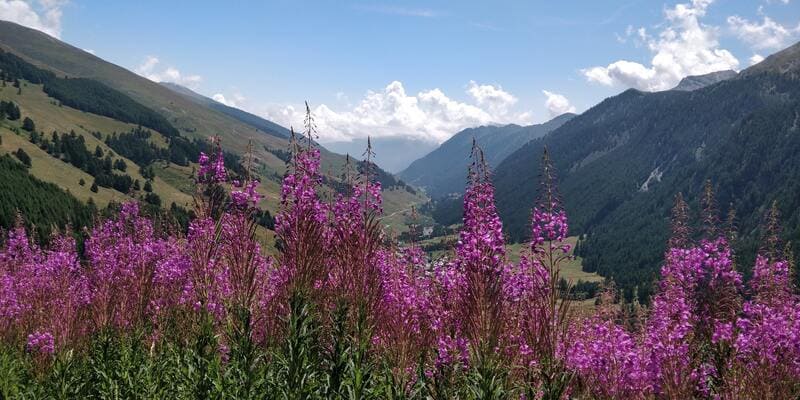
left=0, top=124, right=798, bottom=399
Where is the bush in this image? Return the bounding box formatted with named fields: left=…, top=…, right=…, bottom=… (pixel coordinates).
left=14, top=148, right=31, bottom=167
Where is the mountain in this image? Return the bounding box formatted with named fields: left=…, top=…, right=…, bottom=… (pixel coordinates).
left=0, top=21, right=291, bottom=176
left=672, top=70, right=737, bottom=91
left=0, top=20, right=425, bottom=231
left=324, top=137, right=438, bottom=173
left=160, top=82, right=290, bottom=139
left=484, top=41, right=800, bottom=301
left=400, top=113, right=574, bottom=198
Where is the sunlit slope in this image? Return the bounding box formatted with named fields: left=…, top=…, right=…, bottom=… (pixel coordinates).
left=0, top=82, right=192, bottom=208
left=0, top=20, right=426, bottom=225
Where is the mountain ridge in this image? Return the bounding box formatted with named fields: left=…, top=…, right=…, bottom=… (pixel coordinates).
left=0, top=20, right=426, bottom=232
left=486, top=40, right=800, bottom=300
left=672, top=69, right=737, bottom=91
left=159, top=82, right=291, bottom=139
left=400, top=113, right=574, bottom=198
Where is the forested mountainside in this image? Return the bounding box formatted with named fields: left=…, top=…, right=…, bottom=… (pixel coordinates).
left=400, top=113, right=574, bottom=198
left=485, top=41, right=800, bottom=301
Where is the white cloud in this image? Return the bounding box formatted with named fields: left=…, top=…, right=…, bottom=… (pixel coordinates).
left=135, top=55, right=202, bottom=89
left=0, top=0, right=65, bottom=38
left=727, top=14, right=800, bottom=51
left=212, top=92, right=246, bottom=108
left=260, top=81, right=534, bottom=144
left=582, top=0, right=739, bottom=91
left=212, top=94, right=230, bottom=105
left=542, top=90, right=576, bottom=118
left=466, top=80, right=518, bottom=118
left=749, top=53, right=765, bottom=65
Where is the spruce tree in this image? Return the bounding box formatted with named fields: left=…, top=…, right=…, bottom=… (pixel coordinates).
left=22, top=117, right=35, bottom=132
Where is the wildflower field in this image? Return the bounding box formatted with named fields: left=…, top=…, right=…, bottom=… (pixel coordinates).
left=1, top=125, right=798, bottom=399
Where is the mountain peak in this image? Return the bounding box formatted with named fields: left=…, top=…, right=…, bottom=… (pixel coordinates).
left=741, top=40, right=800, bottom=78
left=672, top=70, right=737, bottom=91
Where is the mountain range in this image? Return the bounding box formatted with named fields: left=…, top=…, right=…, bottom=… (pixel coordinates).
left=0, top=20, right=424, bottom=234
left=4, top=18, right=800, bottom=303
left=399, top=113, right=574, bottom=198
left=324, top=137, right=438, bottom=173
left=479, top=41, right=800, bottom=300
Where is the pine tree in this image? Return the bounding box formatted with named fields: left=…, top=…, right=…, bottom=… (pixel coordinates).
left=113, top=159, right=127, bottom=171
left=22, top=117, right=35, bottom=132
left=14, top=148, right=31, bottom=167
left=90, top=181, right=99, bottom=193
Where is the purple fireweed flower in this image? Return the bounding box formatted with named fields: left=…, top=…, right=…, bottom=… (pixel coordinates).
left=230, top=180, right=262, bottom=209
left=567, top=318, right=652, bottom=398
left=197, top=136, right=227, bottom=184
left=26, top=331, right=55, bottom=355
left=273, top=146, right=329, bottom=297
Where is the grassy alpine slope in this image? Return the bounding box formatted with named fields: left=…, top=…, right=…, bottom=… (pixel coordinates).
left=0, top=20, right=426, bottom=234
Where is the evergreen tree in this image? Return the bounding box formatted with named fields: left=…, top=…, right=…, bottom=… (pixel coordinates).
left=79, top=178, right=86, bottom=186
left=143, top=180, right=153, bottom=193
left=90, top=181, right=99, bottom=193
left=0, top=101, right=21, bottom=120
left=140, top=165, right=155, bottom=180
left=144, top=192, right=161, bottom=207
left=94, top=145, right=104, bottom=158
left=22, top=117, right=35, bottom=132
left=113, top=158, right=127, bottom=171
left=14, top=148, right=31, bottom=167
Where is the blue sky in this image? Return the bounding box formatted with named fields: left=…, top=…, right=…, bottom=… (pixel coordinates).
left=2, top=0, right=800, bottom=144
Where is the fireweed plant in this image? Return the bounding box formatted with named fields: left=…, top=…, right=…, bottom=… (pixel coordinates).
left=1, top=111, right=799, bottom=398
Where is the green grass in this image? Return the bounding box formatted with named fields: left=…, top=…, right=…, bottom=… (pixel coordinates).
left=0, top=128, right=128, bottom=207
left=421, top=235, right=603, bottom=286
left=378, top=187, right=429, bottom=233
left=0, top=27, right=425, bottom=233
left=0, top=83, right=141, bottom=135
left=0, top=83, right=193, bottom=208
left=505, top=237, right=602, bottom=283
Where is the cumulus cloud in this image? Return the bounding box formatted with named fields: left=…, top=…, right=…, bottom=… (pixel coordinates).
left=542, top=90, right=576, bottom=118
left=582, top=0, right=739, bottom=91
left=0, top=0, right=65, bottom=38
left=135, top=55, right=202, bottom=89
left=727, top=14, right=800, bottom=51
left=749, top=53, right=765, bottom=65
left=260, top=81, right=534, bottom=144
left=466, top=80, right=518, bottom=117
left=212, top=92, right=246, bottom=108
